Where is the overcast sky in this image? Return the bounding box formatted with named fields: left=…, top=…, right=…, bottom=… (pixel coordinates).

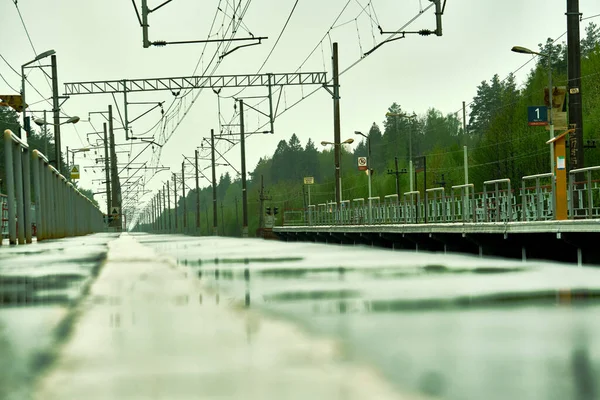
left=2, top=0, right=600, bottom=214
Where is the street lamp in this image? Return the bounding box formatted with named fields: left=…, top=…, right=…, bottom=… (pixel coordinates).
left=34, top=115, right=80, bottom=168
left=386, top=112, right=417, bottom=191
left=511, top=45, right=555, bottom=215
left=21, top=50, right=56, bottom=138
left=354, top=131, right=373, bottom=223
left=66, top=146, right=90, bottom=169
left=321, top=138, right=354, bottom=203
left=321, top=138, right=354, bottom=146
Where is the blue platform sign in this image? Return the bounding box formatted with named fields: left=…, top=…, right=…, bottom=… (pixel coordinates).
left=528, top=106, right=548, bottom=126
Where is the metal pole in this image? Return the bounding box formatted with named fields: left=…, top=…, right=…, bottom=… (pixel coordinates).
left=4, top=133, right=16, bottom=244
left=547, top=48, right=556, bottom=218
left=240, top=100, right=248, bottom=237
left=141, top=0, right=150, bottom=48
left=173, top=173, right=178, bottom=231
left=14, top=142, right=25, bottom=244
left=182, top=161, right=187, bottom=231
left=108, top=105, right=120, bottom=227
left=367, top=137, right=372, bottom=223
left=21, top=66, right=26, bottom=139
left=32, top=151, right=43, bottom=241
left=151, top=196, right=155, bottom=231
left=167, top=180, right=171, bottom=232
left=123, top=81, right=129, bottom=140
left=157, top=190, right=162, bottom=232
left=394, top=157, right=400, bottom=197
left=462, top=101, right=467, bottom=143
left=268, top=73, right=275, bottom=134
left=566, top=0, right=584, bottom=171
left=103, top=123, right=111, bottom=216
left=464, top=145, right=469, bottom=217
left=43, top=111, right=48, bottom=156
left=332, top=42, right=342, bottom=205
left=409, top=119, right=414, bottom=192
left=51, top=55, right=62, bottom=171
left=211, top=129, right=218, bottom=236
left=162, top=185, right=166, bottom=233
left=424, top=156, right=428, bottom=223
left=195, top=149, right=200, bottom=231
left=258, top=175, right=265, bottom=233
left=23, top=147, right=32, bottom=243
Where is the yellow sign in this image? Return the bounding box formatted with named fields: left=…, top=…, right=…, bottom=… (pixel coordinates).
left=70, top=165, right=80, bottom=180
left=0, top=95, right=25, bottom=112
left=303, top=177, right=314, bottom=185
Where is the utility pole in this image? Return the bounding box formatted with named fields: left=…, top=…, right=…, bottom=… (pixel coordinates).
left=162, top=186, right=166, bottom=233
left=463, top=101, right=469, bottom=200
left=462, top=101, right=467, bottom=144
left=181, top=161, right=187, bottom=231
left=173, top=173, right=178, bottom=232
left=108, top=105, right=121, bottom=229
left=43, top=110, right=48, bottom=156
left=258, top=175, right=272, bottom=236
left=161, top=190, right=166, bottom=231
left=151, top=196, right=156, bottom=231
left=387, top=157, right=407, bottom=198
left=332, top=42, right=342, bottom=205
left=51, top=55, right=62, bottom=171
left=167, top=180, right=171, bottom=232
left=566, top=0, right=584, bottom=171
left=195, top=149, right=200, bottom=232
left=103, top=123, right=111, bottom=216
left=259, top=175, right=265, bottom=233
left=239, top=99, right=249, bottom=237
left=394, top=157, right=401, bottom=197
left=211, top=129, right=218, bottom=236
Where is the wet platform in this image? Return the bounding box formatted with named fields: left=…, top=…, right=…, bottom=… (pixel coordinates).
left=34, top=233, right=428, bottom=400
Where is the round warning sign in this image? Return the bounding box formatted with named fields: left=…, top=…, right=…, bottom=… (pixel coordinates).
left=357, top=157, right=367, bottom=171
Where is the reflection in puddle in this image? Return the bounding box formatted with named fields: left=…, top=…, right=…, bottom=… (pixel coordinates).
left=143, top=235, right=600, bottom=400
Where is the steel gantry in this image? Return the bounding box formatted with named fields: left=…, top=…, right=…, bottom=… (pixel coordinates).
left=64, top=71, right=327, bottom=140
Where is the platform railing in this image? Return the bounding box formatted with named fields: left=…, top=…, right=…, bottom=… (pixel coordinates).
left=42, top=151, right=104, bottom=239
left=483, top=178, right=512, bottom=222
left=4, top=129, right=31, bottom=244
left=283, top=168, right=600, bottom=226
left=450, top=184, right=475, bottom=222
left=384, top=194, right=400, bottom=223
left=403, top=191, right=421, bottom=224
left=2, top=129, right=104, bottom=245
left=426, top=187, right=446, bottom=223
left=569, top=166, right=600, bottom=219
left=521, top=173, right=553, bottom=221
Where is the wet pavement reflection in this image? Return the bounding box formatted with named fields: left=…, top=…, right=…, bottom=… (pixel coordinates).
left=137, top=233, right=600, bottom=400
left=0, top=233, right=117, bottom=400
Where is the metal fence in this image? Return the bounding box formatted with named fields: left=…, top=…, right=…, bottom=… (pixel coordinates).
left=569, top=166, right=600, bottom=219
left=2, top=129, right=104, bottom=245
left=282, top=168, right=600, bottom=226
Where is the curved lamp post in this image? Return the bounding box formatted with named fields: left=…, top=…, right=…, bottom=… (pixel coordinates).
left=34, top=115, right=80, bottom=169
left=511, top=45, right=555, bottom=216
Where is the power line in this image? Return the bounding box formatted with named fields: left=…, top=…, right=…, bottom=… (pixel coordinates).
left=0, top=71, right=18, bottom=92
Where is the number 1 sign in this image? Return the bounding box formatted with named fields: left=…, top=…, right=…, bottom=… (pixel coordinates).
left=527, top=106, right=548, bottom=126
